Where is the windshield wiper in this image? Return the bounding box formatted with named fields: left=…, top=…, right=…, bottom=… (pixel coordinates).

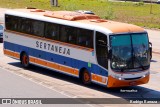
left=132, top=50, right=145, bottom=70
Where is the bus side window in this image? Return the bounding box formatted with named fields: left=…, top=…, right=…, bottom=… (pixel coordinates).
left=5, top=15, right=18, bottom=31
left=20, top=18, right=32, bottom=34
left=12, top=17, right=19, bottom=31
left=59, top=25, right=68, bottom=42
left=5, top=15, right=32, bottom=35
left=77, top=28, right=93, bottom=48
left=96, top=32, right=108, bottom=69
left=67, top=27, right=77, bottom=45
left=31, top=20, right=44, bottom=37
left=5, top=15, right=12, bottom=30
left=45, top=22, right=59, bottom=40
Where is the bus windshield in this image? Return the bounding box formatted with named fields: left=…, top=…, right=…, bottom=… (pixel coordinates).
left=110, top=33, right=150, bottom=72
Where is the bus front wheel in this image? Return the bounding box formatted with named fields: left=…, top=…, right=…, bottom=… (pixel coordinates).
left=21, top=53, right=30, bottom=68
left=81, top=69, right=91, bottom=85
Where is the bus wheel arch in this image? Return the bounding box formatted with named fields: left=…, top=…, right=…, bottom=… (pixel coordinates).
left=20, top=51, right=30, bottom=68
left=79, top=67, right=91, bottom=85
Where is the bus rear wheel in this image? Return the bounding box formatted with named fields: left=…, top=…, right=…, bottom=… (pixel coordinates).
left=81, top=69, right=91, bottom=85
left=21, top=53, right=30, bottom=68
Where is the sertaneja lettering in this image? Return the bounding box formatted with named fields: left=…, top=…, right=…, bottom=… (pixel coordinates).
left=36, top=41, right=70, bottom=55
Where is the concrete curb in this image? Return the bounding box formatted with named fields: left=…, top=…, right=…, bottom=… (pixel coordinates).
left=153, top=51, right=160, bottom=55
left=152, top=49, right=160, bottom=55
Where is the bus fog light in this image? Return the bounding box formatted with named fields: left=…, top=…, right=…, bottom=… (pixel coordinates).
left=118, top=78, right=122, bottom=80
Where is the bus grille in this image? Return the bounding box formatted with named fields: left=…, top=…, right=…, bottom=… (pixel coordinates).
left=124, top=77, right=142, bottom=80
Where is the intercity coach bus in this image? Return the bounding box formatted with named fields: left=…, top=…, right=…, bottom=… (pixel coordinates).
left=3, top=8, right=152, bottom=88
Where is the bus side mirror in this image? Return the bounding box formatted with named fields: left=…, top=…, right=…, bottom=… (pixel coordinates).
left=149, top=42, right=152, bottom=60
left=108, top=49, right=112, bottom=59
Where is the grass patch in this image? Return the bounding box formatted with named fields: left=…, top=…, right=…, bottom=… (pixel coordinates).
left=0, top=0, right=160, bottom=29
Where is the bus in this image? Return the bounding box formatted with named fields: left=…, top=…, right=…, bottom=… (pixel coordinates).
left=3, top=8, right=152, bottom=88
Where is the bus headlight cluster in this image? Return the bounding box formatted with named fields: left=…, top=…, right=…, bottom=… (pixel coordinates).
left=118, top=78, right=122, bottom=80
left=143, top=71, right=150, bottom=78
left=112, top=75, right=124, bottom=80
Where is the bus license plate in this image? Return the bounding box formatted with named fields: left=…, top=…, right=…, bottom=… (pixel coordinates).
left=129, top=81, right=136, bottom=86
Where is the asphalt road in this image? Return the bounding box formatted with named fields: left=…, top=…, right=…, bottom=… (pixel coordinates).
left=0, top=66, right=92, bottom=107
left=0, top=68, right=68, bottom=98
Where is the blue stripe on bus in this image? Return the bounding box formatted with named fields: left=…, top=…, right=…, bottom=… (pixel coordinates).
left=4, top=41, right=108, bottom=77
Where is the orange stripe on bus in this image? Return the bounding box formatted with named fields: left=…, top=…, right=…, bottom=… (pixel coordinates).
left=92, top=74, right=106, bottom=84
left=4, top=49, right=78, bottom=76
left=4, top=49, right=20, bottom=59
left=29, top=56, right=79, bottom=76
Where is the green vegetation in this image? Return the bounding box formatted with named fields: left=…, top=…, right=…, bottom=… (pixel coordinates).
left=0, top=0, right=160, bottom=29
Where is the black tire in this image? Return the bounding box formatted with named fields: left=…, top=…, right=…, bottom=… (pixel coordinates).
left=21, top=53, right=30, bottom=68
left=81, top=69, right=91, bottom=85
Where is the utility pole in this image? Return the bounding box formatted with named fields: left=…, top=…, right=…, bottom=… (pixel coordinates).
left=50, top=0, right=58, bottom=7
left=150, top=0, right=153, bottom=14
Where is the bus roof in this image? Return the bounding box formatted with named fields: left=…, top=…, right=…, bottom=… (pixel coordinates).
left=5, top=8, right=145, bottom=34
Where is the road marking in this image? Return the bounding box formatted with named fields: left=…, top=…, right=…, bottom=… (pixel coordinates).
left=48, top=86, right=53, bottom=89
left=153, top=51, right=160, bottom=55
left=18, top=74, right=25, bottom=77
left=72, top=96, right=78, bottom=98
left=29, top=78, right=33, bottom=80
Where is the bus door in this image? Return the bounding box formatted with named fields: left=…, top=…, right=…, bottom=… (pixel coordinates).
left=95, top=32, right=108, bottom=76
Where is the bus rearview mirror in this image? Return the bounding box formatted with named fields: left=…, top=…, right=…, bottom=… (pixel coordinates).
left=149, top=42, right=152, bottom=60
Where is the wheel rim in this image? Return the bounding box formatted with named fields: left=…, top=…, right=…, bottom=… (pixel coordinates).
left=84, top=71, right=90, bottom=83
left=23, top=55, right=28, bottom=65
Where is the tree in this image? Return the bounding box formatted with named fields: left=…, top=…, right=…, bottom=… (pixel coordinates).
left=50, top=0, right=58, bottom=7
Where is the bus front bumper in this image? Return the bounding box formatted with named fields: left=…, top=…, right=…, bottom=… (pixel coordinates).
left=107, top=74, right=149, bottom=88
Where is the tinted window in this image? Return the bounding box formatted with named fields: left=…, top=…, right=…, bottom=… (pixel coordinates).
left=77, top=28, right=93, bottom=48
left=67, top=27, right=77, bottom=44
left=96, top=32, right=108, bottom=69
left=5, top=15, right=93, bottom=48
left=18, top=18, right=32, bottom=34
left=5, top=15, right=44, bottom=37
left=59, top=25, right=68, bottom=42
left=45, top=22, right=59, bottom=40
left=31, top=20, right=44, bottom=37
left=110, top=34, right=150, bottom=71
left=5, top=15, right=18, bottom=31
